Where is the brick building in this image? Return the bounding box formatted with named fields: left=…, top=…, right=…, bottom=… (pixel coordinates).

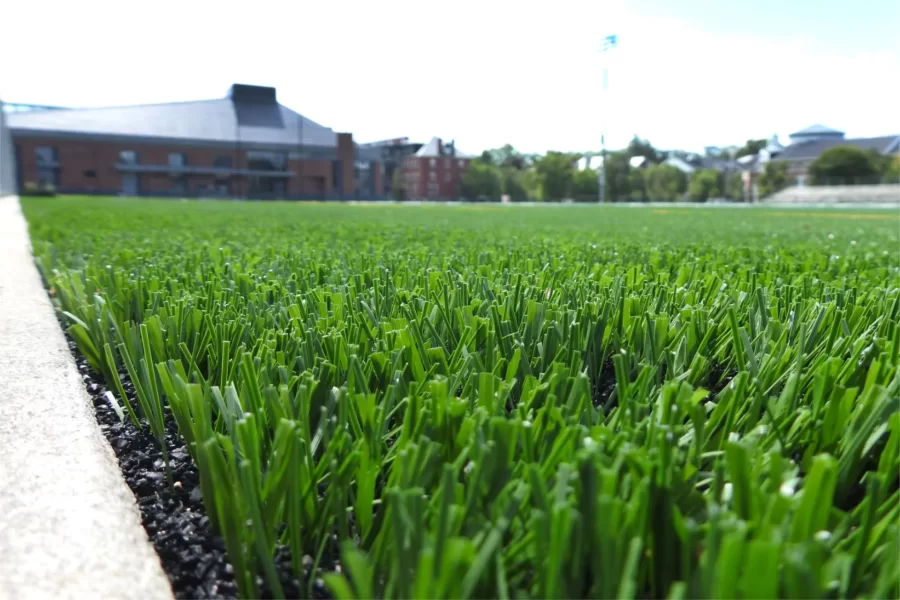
left=7, top=84, right=384, bottom=200
left=402, top=137, right=472, bottom=200
left=358, top=137, right=424, bottom=196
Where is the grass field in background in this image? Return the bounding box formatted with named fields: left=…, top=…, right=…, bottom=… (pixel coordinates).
left=22, top=196, right=900, bottom=599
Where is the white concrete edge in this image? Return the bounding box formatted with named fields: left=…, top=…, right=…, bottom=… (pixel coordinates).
left=0, top=195, right=173, bottom=600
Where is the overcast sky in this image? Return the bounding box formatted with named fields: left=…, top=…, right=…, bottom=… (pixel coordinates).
left=2, top=0, right=898, bottom=154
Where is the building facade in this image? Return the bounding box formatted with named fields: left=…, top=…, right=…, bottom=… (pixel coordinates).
left=402, top=137, right=471, bottom=200
left=358, top=137, right=424, bottom=196
left=7, top=84, right=384, bottom=200
left=776, top=125, right=899, bottom=186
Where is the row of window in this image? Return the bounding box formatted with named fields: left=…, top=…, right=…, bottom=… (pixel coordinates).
left=406, top=171, right=456, bottom=185
left=405, top=158, right=467, bottom=169
left=35, top=145, right=280, bottom=172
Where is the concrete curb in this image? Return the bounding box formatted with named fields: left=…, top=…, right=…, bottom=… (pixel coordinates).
left=0, top=196, right=172, bottom=600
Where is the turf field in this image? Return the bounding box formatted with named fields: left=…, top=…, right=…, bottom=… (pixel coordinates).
left=22, top=196, right=900, bottom=599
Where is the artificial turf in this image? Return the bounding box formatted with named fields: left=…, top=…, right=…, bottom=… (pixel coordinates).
left=23, top=196, right=900, bottom=599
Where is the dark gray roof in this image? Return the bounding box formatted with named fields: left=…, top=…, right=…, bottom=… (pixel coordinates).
left=7, top=97, right=340, bottom=148
left=777, top=136, right=900, bottom=161
left=790, top=124, right=844, bottom=137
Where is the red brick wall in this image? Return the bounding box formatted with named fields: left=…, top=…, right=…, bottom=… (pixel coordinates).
left=372, top=162, right=383, bottom=197
left=14, top=137, right=247, bottom=194
left=287, top=158, right=332, bottom=195
left=13, top=135, right=377, bottom=198
left=401, top=155, right=470, bottom=200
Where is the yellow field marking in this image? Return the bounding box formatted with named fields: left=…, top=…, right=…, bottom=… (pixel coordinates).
left=760, top=211, right=899, bottom=221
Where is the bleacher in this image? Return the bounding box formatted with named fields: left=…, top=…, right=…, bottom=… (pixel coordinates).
left=765, top=185, right=900, bottom=204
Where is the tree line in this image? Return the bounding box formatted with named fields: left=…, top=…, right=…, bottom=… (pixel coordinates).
left=393, top=136, right=900, bottom=202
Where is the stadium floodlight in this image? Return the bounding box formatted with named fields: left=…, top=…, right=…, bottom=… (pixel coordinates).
left=598, top=34, right=617, bottom=203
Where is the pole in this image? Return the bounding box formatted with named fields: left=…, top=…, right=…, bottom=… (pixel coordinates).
left=598, top=35, right=616, bottom=203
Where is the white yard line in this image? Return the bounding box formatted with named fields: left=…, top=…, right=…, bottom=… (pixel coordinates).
left=0, top=196, right=172, bottom=600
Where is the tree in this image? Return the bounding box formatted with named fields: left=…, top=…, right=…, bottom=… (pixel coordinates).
left=572, top=168, right=599, bottom=202
left=735, top=139, right=767, bottom=159
left=759, top=161, right=790, bottom=197
left=809, top=146, right=881, bottom=185
left=628, top=168, right=647, bottom=201
left=645, top=164, right=687, bottom=201
left=391, top=168, right=406, bottom=201
left=883, top=154, right=900, bottom=183
left=461, top=160, right=502, bottom=201
left=626, top=136, right=660, bottom=164
left=502, top=168, right=531, bottom=202
left=687, top=169, right=721, bottom=202
left=726, top=172, right=746, bottom=202
left=487, top=144, right=530, bottom=170
left=534, top=152, right=576, bottom=201
left=603, top=152, right=632, bottom=202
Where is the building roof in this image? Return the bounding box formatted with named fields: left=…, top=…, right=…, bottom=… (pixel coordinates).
left=777, top=135, right=900, bottom=161
left=7, top=85, right=341, bottom=149
left=629, top=156, right=648, bottom=168
left=664, top=156, right=696, bottom=174
left=790, top=124, right=845, bottom=137
left=413, top=137, right=472, bottom=159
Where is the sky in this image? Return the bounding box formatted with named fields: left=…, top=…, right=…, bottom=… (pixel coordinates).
left=1, top=0, right=898, bottom=154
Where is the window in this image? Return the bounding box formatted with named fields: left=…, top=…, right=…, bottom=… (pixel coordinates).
left=168, top=153, right=186, bottom=168
left=214, top=156, right=233, bottom=169
left=83, top=170, right=96, bottom=178
left=458, top=160, right=465, bottom=168
left=445, top=172, right=451, bottom=183
left=35, top=146, right=57, bottom=165
left=119, top=150, right=138, bottom=165
left=35, top=146, right=58, bottom=185
left=247, top=151, right=287, bottom=171
left=445, top=159, right=451, bottom=168
left=429, top=159, right=436, bottom=168
left=429, top=171, right=436, bottom=182
left=171, top=177, right=186, bottom=195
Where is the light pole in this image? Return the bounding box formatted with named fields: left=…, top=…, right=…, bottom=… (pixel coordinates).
left=598, top=34, right=617, bottom=203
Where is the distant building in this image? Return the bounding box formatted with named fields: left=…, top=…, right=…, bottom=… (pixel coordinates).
left=629, top=156, right=650, bottom=169
left=358, top=137, right=424, bottom=196
left=775, top=125, right=899, bottom=185
left=402, top=137, right=472, bottom=200
left=6, top=84, right=385, bottom=200
left=663, top=154, right=740, bottom=175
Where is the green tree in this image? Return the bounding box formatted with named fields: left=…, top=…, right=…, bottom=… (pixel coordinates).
left=572, top=169, right=599, bottom=202
left=603, top=152, right=631, bottom=202
left=502, top=168, right=531, bottom=202
left=809, top=146, right=881, bottom=185
left=461, top=160, right=503, bottom=201
left=534, top=152, right=576, bottom=201
left=759, top=161, right=790, bottom=197
left=645, top=164, right=687, bottom=201
left=391, top=168, right=406, bottom=201
left=687, top=169, right=721, bottom=202
left=626, top=136, right=660, bottom=163
left=883, top=154, right=900, bottom=183
left=735, top=139, right=767, bottom=159
left=628, top=168, right=647, bottom=201
left=726, top=172, right=746, bottom=202
left=517, top=169, right=543, bottom=201
left=487, top=144, right=529, bottom=170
